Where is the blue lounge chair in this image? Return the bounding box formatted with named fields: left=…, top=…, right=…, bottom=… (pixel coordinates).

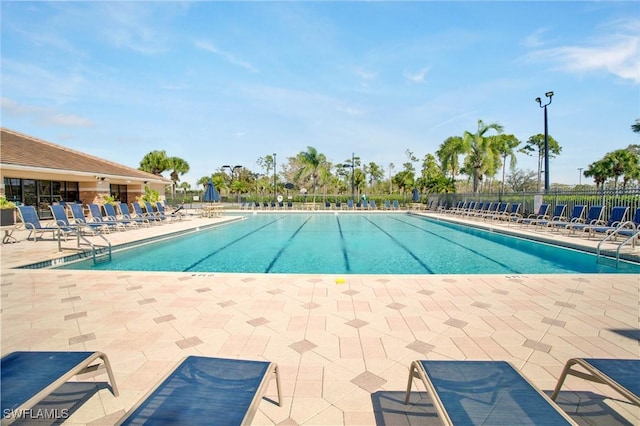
left=585, top=206, right=629, bottom=237
left=115, top=203, right=150, bottom=227
left=384, top=200, right=391, bottom=210
left=1, top=351, right=119, bottom=424
left=405, top=360, right=576, bottom=425
left=548, top=205, right=586, bottom=232
left=116, top=356, right=281, bottom=426
left=16, top=205, right=67, bottom=242
left=484, top=202, right=509, bottom=221
left=533, top=204, right=567, bottom=228
left=68, top=203, right=112, bottom=233
left=157, top=201, right=186, bottom=220
left=132, top=202, right=161, bottom=224
left=335, top=201, right=342, bottom=209
left=88, top=204, right=131, bottom=231
left=551, top=358, right=640, bottom=407
left=616, top=207, right=640, bottom=238
left=392, top=200, right=400, bottom=210
left=369, top=200, right=377, bottom=210
left=496, top=203, right=521, bottom=221
left=459, top=201, right=478, bottom=216
left=468, top=202, right=491, bottom=218
left=517, top=203, right=551, bottom=226
left=347, top=199, right=354, bottom=210
left=566, top=205, right=604, bottom=234
left=446, top=201, right=465, bottom=214
left=50, top=204, right=95, bottom=236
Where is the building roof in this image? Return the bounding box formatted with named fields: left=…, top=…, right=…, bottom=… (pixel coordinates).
left=0, top=128, right=170, bottom=182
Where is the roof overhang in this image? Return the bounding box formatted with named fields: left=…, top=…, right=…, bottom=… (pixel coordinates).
left=0, top=163, right=171, bottom=184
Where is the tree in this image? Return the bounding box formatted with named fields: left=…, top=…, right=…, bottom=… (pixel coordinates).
left=139, top=150, right=170, bottom=176
left=519, top=134, right=562, bottom=192
left=506, top=169, right=537, bottom=192
left=436, top=136, right=466, bottom=180
left=462, top=119, right=504, bottom=193
left=583, top=160, right=608, bottom=189
left=167, top=156, right=190, bottom=196
left=365, top=162, right=384, bottom=189
left=257, top=154, right=276, bottom=176
left=491, top=134, right=520, bottom=195
left=632, top=119, right=640, bottom=134
left=293, top=146, right=327, bottom=202
left=602, top=149, right=639, bottom=190
left=392, top=170, right=414, bottom=199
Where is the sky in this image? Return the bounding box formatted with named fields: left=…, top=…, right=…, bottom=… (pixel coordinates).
left=1, top=1, right=639, bottom=189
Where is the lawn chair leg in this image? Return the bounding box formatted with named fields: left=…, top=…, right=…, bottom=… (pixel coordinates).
left=405, top=361, right=419, bottom=404
left=274, top=365, right=282, bottom=407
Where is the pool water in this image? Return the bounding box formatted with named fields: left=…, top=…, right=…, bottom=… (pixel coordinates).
left=57, top=213, right=640, bottom=274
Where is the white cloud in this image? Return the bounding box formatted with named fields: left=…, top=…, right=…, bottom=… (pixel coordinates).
left=404, top=67, right=430, bottom=84
left=195, top=40, right=259, bottom=73
left=96, top=2, right=174, bottom=54
left=524, top=20, right=640, bottom=83
left=521, top=28, right=549, bottom=49
left=354, top=68, right=377, bottom=87
left=1, top=97, right=93, bottom=128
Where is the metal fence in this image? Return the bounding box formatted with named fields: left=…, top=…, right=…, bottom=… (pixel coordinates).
left=166, top=188, right=640, bottom=219
left=432, top=188, right=640, bottom=219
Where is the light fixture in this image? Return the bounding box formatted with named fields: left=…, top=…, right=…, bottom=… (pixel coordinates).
left=535, top=91, right=554, bottom=193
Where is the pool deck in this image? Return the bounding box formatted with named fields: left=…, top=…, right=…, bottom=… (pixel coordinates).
left=1, top=210, right=638, bottom=425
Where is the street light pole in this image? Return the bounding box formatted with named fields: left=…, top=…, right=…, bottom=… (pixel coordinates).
left=578, top=167, right=583, bottom=185
left=350, top=152, right=355, bottom=201
left=273, top=153, right=277, bottom=202
left=535, top=91, right=554, bottom=193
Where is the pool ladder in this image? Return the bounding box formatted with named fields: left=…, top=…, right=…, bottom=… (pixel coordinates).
left=58, top=229, right=112, bottom=264
left=595, top=221, right=639, bottom=268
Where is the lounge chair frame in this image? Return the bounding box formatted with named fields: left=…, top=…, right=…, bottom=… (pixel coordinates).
left=551, top=358, right=640, bottom=406
left=405, top=360, right=577, bottom=425
left=116, top=355, right=281, bottom=425
left=1, top=351, right=119, bottom=425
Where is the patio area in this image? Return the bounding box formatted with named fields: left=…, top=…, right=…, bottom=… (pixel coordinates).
left=1, top=213, right=638, bottom=425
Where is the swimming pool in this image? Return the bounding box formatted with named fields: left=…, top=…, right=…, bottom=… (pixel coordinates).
left=56, top=213, right=640, bottom=274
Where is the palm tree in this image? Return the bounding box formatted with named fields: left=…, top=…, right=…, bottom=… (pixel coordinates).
left=602, top=149, right=639, bottom=190
left=462, top=119, right=504, bottom=193
left=139, top=150, right=170, bottom=176
left=294, top=146, right=327, bottom=202
left=436, top=136, right=466, bottom=181
left=583, top=160, right=609, bottom=189
left=491, top=134, right=520, bottom=195
left=167, top=157, right=190, bottom=197
left=519, top=134, right=562, bottom=192
left=366, top=162, right=384, bottom=190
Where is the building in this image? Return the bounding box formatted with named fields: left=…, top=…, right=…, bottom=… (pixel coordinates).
left=0, top=128, right=172, bottom=218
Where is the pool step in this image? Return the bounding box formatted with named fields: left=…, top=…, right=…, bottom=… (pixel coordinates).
left=596, top=254, right=619, bottom=269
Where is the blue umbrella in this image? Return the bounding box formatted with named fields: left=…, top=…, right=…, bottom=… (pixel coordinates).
left=412, top=188, right=420, bottom=202
left=203, top=179, right=220, bottom=202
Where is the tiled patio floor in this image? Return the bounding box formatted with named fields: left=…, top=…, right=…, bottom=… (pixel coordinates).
left=1, top=212, right=638, bottom=425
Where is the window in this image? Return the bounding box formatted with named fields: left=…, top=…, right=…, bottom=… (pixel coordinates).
left=110, top=184, right=128, bottom=203
left=2, top=178, right=80, bottom=218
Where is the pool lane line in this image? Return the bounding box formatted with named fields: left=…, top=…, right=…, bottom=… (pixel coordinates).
left=264, top=216, right=312, bottom=273
left=335, top=216, right=351, bottom=273
left=182, top=216, right=287, bottom=272
left=362, top=216, right=434, bottom=273
left=390, top=215, right=520, bottom=273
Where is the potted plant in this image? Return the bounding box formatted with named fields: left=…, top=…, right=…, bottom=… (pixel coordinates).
left=0, top=196, right=16, bottom=226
